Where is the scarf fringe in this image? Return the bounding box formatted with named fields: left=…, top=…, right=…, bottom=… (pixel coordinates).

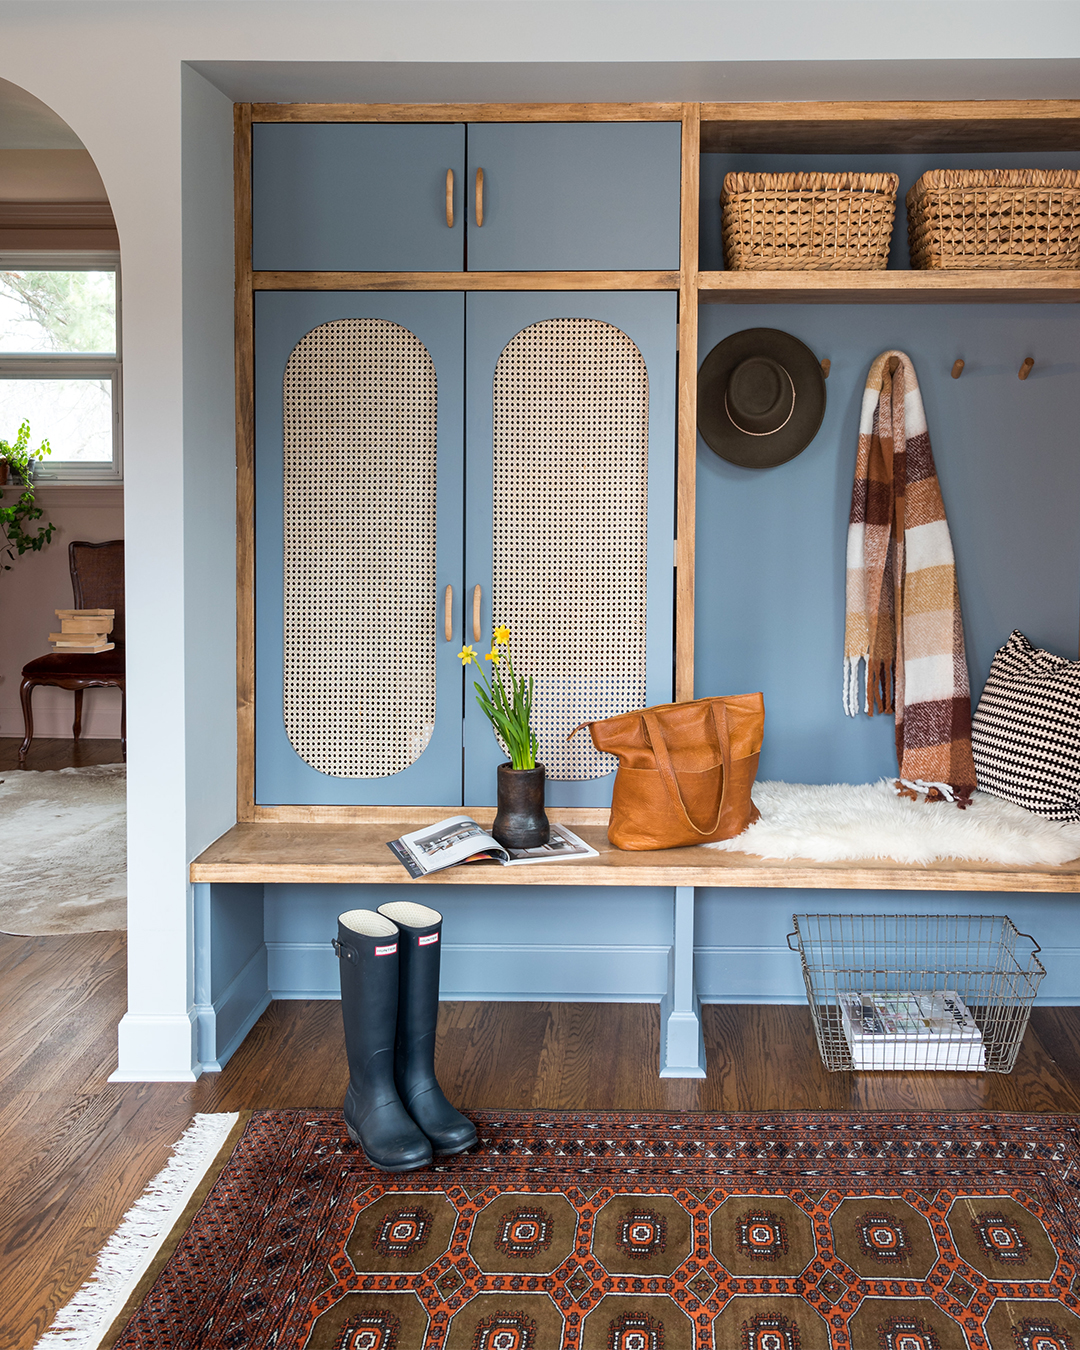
left=35, top=1112, right=239, bottom=1350
left=843, top=655, right=894, bottom=718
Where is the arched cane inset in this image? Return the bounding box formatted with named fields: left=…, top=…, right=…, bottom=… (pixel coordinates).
left=283, top=318, right=437, bottom=777
left=492, top=318, right=649, bottom=781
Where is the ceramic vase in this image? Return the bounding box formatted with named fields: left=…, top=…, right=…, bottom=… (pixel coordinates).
left=492, top=763, right=550, bottom=850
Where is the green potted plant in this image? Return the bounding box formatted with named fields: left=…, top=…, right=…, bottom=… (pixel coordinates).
left=460, top=624, right=550, bottom=849
left=0, top=420, right=55, bottom=571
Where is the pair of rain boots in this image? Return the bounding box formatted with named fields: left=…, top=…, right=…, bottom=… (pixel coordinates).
left=334, top=901, right=477, bottom=1172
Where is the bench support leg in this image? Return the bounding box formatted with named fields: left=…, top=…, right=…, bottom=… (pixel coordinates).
left=659, top=885, right=706, bottom=1078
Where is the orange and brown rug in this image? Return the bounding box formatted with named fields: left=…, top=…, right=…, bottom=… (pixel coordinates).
left=100, top=1110, right=1080, bottom=1349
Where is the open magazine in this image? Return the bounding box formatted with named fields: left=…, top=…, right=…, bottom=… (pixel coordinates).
left=387, top=815, right=599, bottom=879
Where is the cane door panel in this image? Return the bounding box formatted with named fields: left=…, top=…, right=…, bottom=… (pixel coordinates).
left=252, top=124, right=466, bottom=272
left=465, top=122, right=682, bottom=272
left=463, top=291, right=678, bottom=809
left=254, top=291, right=465, bottom=806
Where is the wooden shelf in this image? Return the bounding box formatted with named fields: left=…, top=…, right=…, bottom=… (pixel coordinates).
left=697, top=269, right=1080, bottom=304
left=700, top=100, right=1080, bottom=155
left=191, top=821, right=1080, bottom=893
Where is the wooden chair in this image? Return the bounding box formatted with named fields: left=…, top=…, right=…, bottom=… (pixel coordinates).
left=19, top=539, right=125, bottom=762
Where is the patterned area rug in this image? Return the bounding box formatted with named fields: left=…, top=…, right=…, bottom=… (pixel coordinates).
left=0, top=763, right=126, bottom=935
left=102, top=1110, right=1080, bottom=1350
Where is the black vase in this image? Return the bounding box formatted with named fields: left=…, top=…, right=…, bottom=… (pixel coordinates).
left=492, top=763, right=550, bottom=850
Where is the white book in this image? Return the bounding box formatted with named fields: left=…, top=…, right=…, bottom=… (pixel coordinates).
left=387, top=815, right=599, bottom=878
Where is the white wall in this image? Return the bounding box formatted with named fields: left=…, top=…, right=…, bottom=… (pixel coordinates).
left=1, top=0, right=1078, bottom=1079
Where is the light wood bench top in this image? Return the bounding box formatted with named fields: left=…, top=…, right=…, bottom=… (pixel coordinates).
left=190, top=821, right=1080, bottom=892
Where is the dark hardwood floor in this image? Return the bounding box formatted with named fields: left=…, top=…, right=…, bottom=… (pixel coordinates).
left=3, top=738, right=1080, bottom=1347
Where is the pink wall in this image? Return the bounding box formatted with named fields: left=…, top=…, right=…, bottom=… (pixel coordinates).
left=0, top=485, right=124, bottom=738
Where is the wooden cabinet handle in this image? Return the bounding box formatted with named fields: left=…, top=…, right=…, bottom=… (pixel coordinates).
left=475, top=168, right=484, bottom=227
left=472, top=585, right=481, bottom=641
left=444, top=585, right=453, bottom=641
left=445, top=169, right=454, bottom=228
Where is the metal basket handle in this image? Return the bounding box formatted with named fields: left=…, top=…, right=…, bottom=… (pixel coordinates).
left=1014, top=929, right=1042, bottom=954
left=786, top=931, right=800, bottom=952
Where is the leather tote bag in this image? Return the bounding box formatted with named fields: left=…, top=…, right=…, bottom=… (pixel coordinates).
left=579, top=693, right=765, bottom=851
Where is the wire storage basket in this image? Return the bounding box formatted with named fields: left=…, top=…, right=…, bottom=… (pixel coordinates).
left=721, top=171, right=899, bottom=271
left=788, top=915, right=1045, bottom=1073
left=907, top=169, right=1080, bottom=270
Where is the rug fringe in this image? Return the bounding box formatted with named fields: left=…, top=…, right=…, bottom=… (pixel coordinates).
left=35, top=1112, right=239, bottom=1350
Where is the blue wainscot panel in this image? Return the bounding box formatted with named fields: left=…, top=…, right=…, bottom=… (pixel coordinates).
left=265, top=883, right=674, bottom=1003
left=695, top=888, right=1080, bottom=1006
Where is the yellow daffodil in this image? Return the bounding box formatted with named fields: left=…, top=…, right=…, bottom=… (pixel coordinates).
left=493, top=624, right=511, bottom=645
left=458, top=645, right=476, bottom=665
left=485, top=648, right=500, bottom=664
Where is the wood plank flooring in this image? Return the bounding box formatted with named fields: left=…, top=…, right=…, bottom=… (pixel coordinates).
left=3, top=739, right=1080, bottom=1348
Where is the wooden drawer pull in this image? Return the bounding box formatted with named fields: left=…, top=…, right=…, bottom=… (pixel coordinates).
left=475, top=168, right=484, bottom=227
left=472, top=585, right=482, bottom=641
left=445, top=169, right=454, bottom=228
left=444, top=585, right=453, bottom=641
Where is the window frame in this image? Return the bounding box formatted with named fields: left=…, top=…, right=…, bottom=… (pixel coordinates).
left=0, top=251, right=123, bottom=484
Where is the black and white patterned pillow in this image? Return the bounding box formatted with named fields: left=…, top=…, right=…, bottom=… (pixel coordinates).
left=972, top=630, right=1080, bottom=820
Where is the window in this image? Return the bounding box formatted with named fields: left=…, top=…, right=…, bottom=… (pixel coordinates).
left=0, top=253, right=121, bottom=482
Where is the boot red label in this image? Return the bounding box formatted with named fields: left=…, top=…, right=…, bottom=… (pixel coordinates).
left=374, top=943, right=397, bottom=956
left=418, top=933, right=439, bottom=946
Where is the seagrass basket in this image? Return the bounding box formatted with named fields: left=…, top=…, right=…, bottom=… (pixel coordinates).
left=907, top=169, right=1080, bottom=270
left=721, top=171, right=899, bottom=271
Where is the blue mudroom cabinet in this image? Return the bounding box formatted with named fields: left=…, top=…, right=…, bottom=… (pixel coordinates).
left=251, top=120, right=682, bottom=273
left=253, top=288, right=677, bottom=807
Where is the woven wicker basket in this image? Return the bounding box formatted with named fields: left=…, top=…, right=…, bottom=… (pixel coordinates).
left=907, top=169, right=1080, bottom=270
left=721, top=171, right=899, bottom=271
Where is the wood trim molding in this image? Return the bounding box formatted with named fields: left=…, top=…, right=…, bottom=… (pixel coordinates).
left=252, top=270, right=681, bottom=292
left=675, top=103, right=699, bottom=704
left=251, top=102, right=685, bottom=124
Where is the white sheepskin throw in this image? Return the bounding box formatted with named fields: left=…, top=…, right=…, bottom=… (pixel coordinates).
left=706, top=780, right=1080, bottom=866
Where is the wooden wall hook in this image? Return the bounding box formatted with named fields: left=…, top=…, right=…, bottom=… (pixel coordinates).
left=951, top=359, right=965, bottom=379
left=1019, top=357, right=1035, bottom=381
left=820, top=358, right=830, bottom=379
left=887, top=354, right=900, bottom=375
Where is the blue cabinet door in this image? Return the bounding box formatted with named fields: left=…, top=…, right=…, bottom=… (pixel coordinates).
left=465, top=123, right=682, bottom=272
left=463, top=292, right=678, bottom=808
left=252, top=124, right=465, bottom=272
left=255, top=292, right=465, bottom=806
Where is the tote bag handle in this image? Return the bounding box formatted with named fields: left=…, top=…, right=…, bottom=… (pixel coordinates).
left=641, top=700, right=732, bottom=837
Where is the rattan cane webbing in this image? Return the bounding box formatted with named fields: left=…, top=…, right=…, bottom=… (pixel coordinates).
left=907, top=169, right=1080, bottom=270
left=282, top=319, right=437, bottom=778
left=721, top=171, right=898, bottom=271
left=492, top=319, right=649, bottom=782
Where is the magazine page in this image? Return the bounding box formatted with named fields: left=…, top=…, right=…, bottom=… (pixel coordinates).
left=501, top=823, right=600, bottom=865
left=391, top=816, right=508, bottom=877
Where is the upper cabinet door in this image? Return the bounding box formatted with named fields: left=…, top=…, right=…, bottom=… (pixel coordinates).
left=465, top=122, right=682, bottom=272
left=252, top=123, right=466, bottom=272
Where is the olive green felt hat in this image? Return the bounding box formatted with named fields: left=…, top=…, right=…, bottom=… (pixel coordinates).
left=697, top=327, right=826, bottom=468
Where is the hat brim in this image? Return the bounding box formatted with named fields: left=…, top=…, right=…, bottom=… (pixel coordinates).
left=697, top=328, right=826, bottom=468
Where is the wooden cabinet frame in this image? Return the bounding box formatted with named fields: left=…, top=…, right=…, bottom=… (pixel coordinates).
left=232, top=98, right=1080, bottom=878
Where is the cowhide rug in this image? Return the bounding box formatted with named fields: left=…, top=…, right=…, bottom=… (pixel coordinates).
left=0, top=763, right=126, bottom=935
left=708, top=779, right=1080, bottom=866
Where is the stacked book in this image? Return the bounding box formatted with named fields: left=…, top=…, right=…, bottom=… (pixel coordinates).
left=839, top=989, right=985, bottom=1071
left=49, top=608, right=115, bottom=654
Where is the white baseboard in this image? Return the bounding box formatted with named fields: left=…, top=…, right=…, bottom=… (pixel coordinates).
left=110, top=1010, right=200, bottom=1082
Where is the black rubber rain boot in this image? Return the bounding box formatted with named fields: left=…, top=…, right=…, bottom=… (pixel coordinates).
left=334, top=909, right=433, bottom=1172
left=376, top=901, right=478, bottom=1155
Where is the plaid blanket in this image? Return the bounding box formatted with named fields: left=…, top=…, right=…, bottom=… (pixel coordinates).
left=843, top=351, right=977, bottom=806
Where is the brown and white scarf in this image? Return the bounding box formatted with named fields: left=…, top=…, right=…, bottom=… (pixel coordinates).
left=843, top=350, right=977, bottom=807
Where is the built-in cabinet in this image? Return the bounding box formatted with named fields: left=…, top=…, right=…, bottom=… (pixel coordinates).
left=254, top=288, right=676, bottom=808
left=196, top=100, right=1080, bottom=1079
left=251, top=120, right=682, bottom=273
